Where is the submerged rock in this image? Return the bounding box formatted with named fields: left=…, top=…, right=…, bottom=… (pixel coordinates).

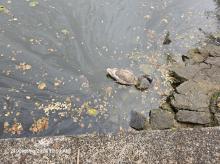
left=149, top=109, right=174, bottom=130
left=176, top=110, right=211, bottom=125
left=163, top=31, right=171, bottom=45
left=199, top=28, right=220, bottom=45
left=166, top=53, right=177, bottom=64
left=129, top=111, right=148, bottom=130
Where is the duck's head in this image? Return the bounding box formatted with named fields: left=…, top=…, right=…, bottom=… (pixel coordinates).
left=135, top=74, right=153, bottom=90
left=141, top=74, right=153, bottom=83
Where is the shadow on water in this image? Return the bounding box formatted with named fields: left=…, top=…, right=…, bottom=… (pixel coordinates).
left=0, top=0, right=219, bottom=138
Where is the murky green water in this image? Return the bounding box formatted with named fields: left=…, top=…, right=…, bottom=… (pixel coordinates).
left=0, top=0, right=219, bottom=138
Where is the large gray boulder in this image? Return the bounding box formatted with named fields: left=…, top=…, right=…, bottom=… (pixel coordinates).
left=176, top=110, right=211, bottom=125
left=193, top=65, right=220, bottom=86
left=171, top=63, right=209, bottom=80
left=149, top=109, right=174, bottom=130
left=171, top=81, right=210, bottom=112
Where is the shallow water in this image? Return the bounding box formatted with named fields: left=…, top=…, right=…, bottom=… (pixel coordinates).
left=0, top=0, right=219, bottom=138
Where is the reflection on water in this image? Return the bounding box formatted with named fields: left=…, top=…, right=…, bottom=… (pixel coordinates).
left=0, top=0, right=218, bottom=138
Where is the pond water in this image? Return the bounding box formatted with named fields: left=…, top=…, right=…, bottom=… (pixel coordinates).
left=0, top=0, right=219, bottom=138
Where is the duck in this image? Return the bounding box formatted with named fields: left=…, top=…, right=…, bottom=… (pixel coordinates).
left=106, top=68, right=152, bottom=90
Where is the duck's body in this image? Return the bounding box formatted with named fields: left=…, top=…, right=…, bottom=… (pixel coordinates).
left=106, top=68, right=138, bottom=85
left=106, top=68, right=152, bottom=90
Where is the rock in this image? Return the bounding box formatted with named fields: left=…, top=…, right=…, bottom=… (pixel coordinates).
left=198, top=28, right=220, bottom=45
left=173, top=120, right=203, bottom=129
left=214, top=113, right=220, bottom=126
left=163, top=32, right=172, bottom=45
left=160, top=102, right=173, bottom=112
left=176, top=80, right=213, bottom=94
left=210, top=92, right=220, bottom=114
left=171, top=80, right=210, bottom=112
left=171, top=63, right=209, bottom=80
left=129, top=111, right=148, bottom=130
left=176, top=110, right=211, bottom=125
left=167, top=71, right=187, bottom=88
left=171, top=94, right=209, bottom=112
left=194, top=65, right=220, bottom=86
left=187, top=48, right=209, bottom=63
left=166, top=53, right=177, bottom=64
left=149, top=109, right=174, bottom=130
left=205, top=57, right=220, bottom=67
left=202, top=44, right=220, bottom=57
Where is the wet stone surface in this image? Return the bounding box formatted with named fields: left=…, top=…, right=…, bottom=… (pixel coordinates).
left=171, top=81, right=210, bottom=112
left=129, top=111, right=147, bottom=130
left=176, top=110, right=211, bottom=125
left=149, top=108, right=174, bottom=130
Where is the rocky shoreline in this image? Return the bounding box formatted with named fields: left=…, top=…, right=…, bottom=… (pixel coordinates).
left=130, top=39, right=220, bottom=130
